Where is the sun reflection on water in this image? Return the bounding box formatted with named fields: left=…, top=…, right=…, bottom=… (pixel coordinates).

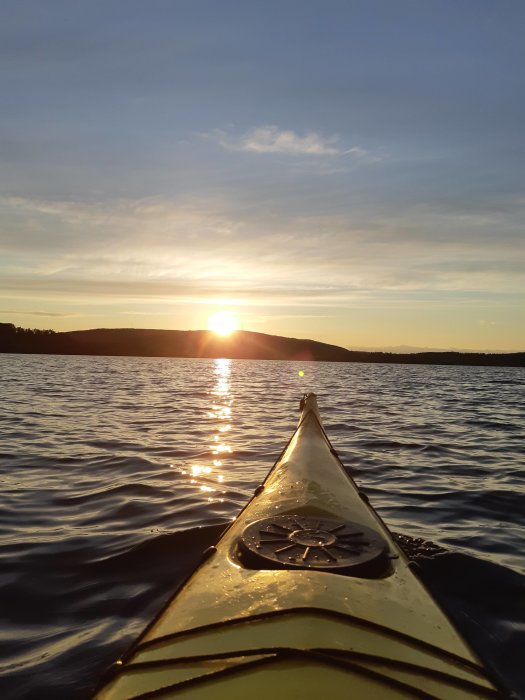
left=185, top=358, right=233, bottom=502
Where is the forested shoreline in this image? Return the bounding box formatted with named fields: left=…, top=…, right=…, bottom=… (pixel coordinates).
left=1, top=323, right=523, bottom=367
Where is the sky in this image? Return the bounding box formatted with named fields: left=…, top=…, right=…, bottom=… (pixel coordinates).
left=1, top=0, right=524, bottom=351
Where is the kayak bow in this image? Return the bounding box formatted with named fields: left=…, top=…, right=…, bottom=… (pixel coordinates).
left=95, top=393, right=504, bottom=699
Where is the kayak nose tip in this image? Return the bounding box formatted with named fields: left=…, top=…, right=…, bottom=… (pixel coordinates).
left=300, top=392, right=318, bottom=411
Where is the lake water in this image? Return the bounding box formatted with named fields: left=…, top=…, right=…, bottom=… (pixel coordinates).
left=0, top=354, right=524, bottom=698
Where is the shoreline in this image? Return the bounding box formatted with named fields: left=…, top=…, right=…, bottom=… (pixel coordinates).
left=1, top=323, right=523, bottom=368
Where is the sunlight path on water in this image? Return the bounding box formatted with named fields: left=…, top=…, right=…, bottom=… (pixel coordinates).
left=181, top=358, right=234, bottom=502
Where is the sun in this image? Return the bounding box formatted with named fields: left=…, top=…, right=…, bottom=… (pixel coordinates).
left=208, top=311, right=239, bottom=336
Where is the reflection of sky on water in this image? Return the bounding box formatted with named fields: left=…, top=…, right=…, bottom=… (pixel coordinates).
left=184, top=358, right=233, bottom=501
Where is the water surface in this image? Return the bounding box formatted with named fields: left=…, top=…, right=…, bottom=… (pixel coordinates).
left=0, top=354, right=523, bottom=698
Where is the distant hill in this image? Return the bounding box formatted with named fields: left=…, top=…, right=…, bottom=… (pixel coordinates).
left=349, top=344, right=517, bottom=354
left=1, top=323, right=523, bottom=367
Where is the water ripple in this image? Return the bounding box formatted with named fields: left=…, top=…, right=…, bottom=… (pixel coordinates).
left=0, top=354, right=523, bottom=698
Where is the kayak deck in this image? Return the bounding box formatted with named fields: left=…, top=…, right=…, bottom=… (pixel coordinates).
left=95, top=394, right=504, bottom=699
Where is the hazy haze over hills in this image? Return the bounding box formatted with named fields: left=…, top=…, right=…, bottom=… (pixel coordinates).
left=350, top=345, right=517, bottom=354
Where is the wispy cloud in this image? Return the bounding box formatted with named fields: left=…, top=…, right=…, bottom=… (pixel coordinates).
left=204, top=127, right=384, bottom=169
left=211, top=126, right=342, bottom=156
left=0, top=310, right=73, bottom=317
left=1, top=195, right=523, bottom=311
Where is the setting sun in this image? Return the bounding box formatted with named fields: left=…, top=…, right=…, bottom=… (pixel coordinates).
left=208, top=311, right=239, bottom=336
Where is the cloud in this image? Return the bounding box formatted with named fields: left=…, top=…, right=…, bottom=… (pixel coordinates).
left=0, top=310, right=73, bottom=317
left=1, top=194, right=524, bottom=312
left=211, top=126, right=342, bottom=156
left=0, top=195, right=243, bottom=256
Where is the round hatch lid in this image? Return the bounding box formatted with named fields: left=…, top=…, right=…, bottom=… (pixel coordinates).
left=239, top=514, right=389, bottom=577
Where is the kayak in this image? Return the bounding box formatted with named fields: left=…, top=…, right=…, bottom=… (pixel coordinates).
left=94, top=393, right=504, bottom=699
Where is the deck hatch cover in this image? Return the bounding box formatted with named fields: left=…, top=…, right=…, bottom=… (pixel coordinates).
left=238, top=515, right=389, bottom=577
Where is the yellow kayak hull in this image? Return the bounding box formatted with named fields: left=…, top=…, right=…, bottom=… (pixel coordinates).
left=95, top=394, right=503, bottom=699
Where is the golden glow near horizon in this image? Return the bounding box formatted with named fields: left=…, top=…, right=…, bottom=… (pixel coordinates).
left=207, top=311, right=239, bottom=336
